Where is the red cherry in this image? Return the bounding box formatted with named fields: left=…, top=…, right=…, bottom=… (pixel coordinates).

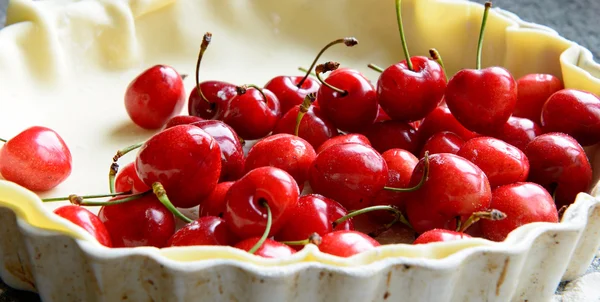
left=417, top=105, right=478, bottom=147
left=316, top=63, right=378, bottom=133
left=224, top=166, right=299, bottom=239
left=308, top=143, right=388, bottom=210
left=234, top=238, right=296, bottom=259
left=405, top=153, right=492, bottom=234
left=492, top=116, right=542, bottom=152
left=135, top=125, right=222, bottom=208
left=318, top=230, right=380, bottom=257
left=245, top=134, right=316, bottom=187
left=199, top=181, right=233, bottom=218
left=114, top=162, right=150, bottom=193
left=513, top=73, right=563, bottom=124
left=457, top=137, right=529, bottom=188
left=413, top=229, right=472, bottom=245
left=276, top=194, right=353, bottom=244
left=164, top=115, right=203, bottom=129
left=222, top=87, right=281, bottom=140
left=361, top=120, right=418, bottom=155
left=316, top=133, right=371, bottom=154
left=420, top=131, right=464, bottom=157
left=54, top=205, right=112, bottom=247
left=524, top=132, right=592, bottom=208
left=272, top=101, right=338, bottom=150
left=264, top=76, right=320, bottom=115
left=98, top=194, right=176, bottom=248
left=0, top=126, right=72, bottom=191
left=167, top=216, right=238, bottom=247
left=481, top=182, right=558, bottom=242
left=124, top=65, right=186, bottom=129
left=541, top=89, right=600, bottom=146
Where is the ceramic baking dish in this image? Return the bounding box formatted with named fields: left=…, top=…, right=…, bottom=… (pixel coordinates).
left=1, top=0, right=600, bottom=301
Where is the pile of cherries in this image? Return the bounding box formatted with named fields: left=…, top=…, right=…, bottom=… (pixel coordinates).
left=1, top=1, right=599, bottom=259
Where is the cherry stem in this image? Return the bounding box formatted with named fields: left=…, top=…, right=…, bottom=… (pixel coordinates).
left=476, top=2, right=492, bottom=70
left=395, top=0, right=413, bottom=71
left=429, top=48, right=447, bottom=79
left=315, top=62, right=347, bottom=96
left=457, top=209, right=506, bottom=233
left=298, top=67, right=317, bottom=78
left=248, top=200, right=272, bottom=255
left=384, top=151, right=430, bottom=192
left=332, top=205, right=411, bottom=234
left=297, top=37, right=358, bottom=88
left=109, top=142, right=144, bottom=193
left=367, top=63, right=384, bottom=73
left=195, top=32, right=213, bottom=104
left=42, top=191, right=130, bottom=202
left=280, top=233, right=322, bottom=246
left=237, top=84, right=269, bottom=104
left=152, top=182, right=193, bottom=223
left=0, top=138, right=6, bottom=143
left=294, top=93, right=316, bottom=136
left=73, top=190, right=151, bottom=206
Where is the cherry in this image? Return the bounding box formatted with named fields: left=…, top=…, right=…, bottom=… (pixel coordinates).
left=541, top=89, right=600, bottom=146
left=481, top=182, right=558, bottom=242
left=224, top=166, right=299, bottom=239
left=405, top=153, right=492, bottom=234
left=0, top=126, right=72, bottom=191
left=524, top=132, right=592, bottom=208
left=164, top=115, right=203, bottom=129
left=135, top=124, right=222, bottom=208
left=98, top=194, right=176, bottom=248
left=315, top=133, right=371, bottom=154
left=413, top=229, right=472, bottom=245
left=244, top=134, right=316, bottom=187
left=420, top=131, right=464, bottom=157
left=167, top=216, right=238, bottom=247
left=53, top=205, right=112, bottom=247
left=124, top=65, right=186, bottom=129
left=234, top=238, right=296, bottom=259
left=361, top=120, right=418, bottom=154
left=315, top=62, right=378, bottom=133
left=222, top=86, right=281, bottom=140
left=457, top=137, right=529, bottom=188
left=513, top=73, right=563, bottom=124
left=492, top=116, right=542, bottom=152
left=198, top=181, right=233, bottom=218
left=444, top=2, right=517, bottom=135
left=276, top=194, right=353, bottom=245
left=308, top=143, right=388, bottom=210
left=417, top=105, right=478, bottom=147
left=114, top=162, right=150, bottom=193
left=318, top=230, right=380, bottom=257
left=188, top=33, right=237, bottom=120
left=375, top=0, right=446, bottom=122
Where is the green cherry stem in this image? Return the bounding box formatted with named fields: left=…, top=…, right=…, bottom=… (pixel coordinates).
left=42, top=191, right=130, bottom=202
left=280, top=233, right=322, bottom=246
left=457, top=209, right=506, bottom=233
left=429, top=48, right=447, bottom=79
left=195, top=32, right=213, bottom=104
left=315, top=62, right=347, bottom=96
left=476, top=2, right=492, bottom=70
left=367, top=63, right=385, bottom=73
left=152, top=182, right=193, bottom=223
left=297, top=37, right=359, bottom=88
left=248, top=200, right=272, bottom=254
left=395, top=0, right=413, bottom=71
left=72, top=190, right=151, bottom=206
left=332, top=205, right=411, bottom=234
left=0, top=138, right=7, bottom=143
left=298, top=67, right=317, bottom=78
left=384, top=151, right=430, bottom=192
left=109, top=142, right=144, bottom=193
left=294, top=93, right=316, bottom=136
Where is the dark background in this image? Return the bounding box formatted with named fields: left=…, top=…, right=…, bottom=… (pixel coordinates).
left=0, top=0, right=599, bottom=301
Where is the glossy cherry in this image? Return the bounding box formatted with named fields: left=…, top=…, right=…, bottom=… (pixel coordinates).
left=234, top=238, right=296, bottom=259
left=222, top=86, right=281, bottom=140
left=413, top=229, right=472, bottom=245
left=481, top=182, right=558, bottom=242
left=244, top=134, right=316, bottom=187
left=308, top=143, right=388, bottom=210
left=417, top=105, right=478, bottom=148
left=513, top=73, right=563, bottom=124
left=524, top=132, right=592, bottom=208
left=318, top=230, right=380, bottom=257
left=54, top=205, right=112, bottom=247
left=361, top=120, right=418, bottom=155
left=198, top=181, right=233, bottom=218
left=135, top=124, right=222, bottom=208
left=164, top=115, right=203, bottom=129
left=114, top=162, right=150, bottom=193
left=316, top=133, right=371, bottom=154
left=541, top=89, right=600, bottom=146
left=492, top=116, right=542, bottom=152
left=224, top=166, right=299, bottom=239
left=420, top=131, right=464, bottom=157
left=124, top=65, right=186, bottom=129
left=457, top=137, right=529, bottom=188
left=0, top=126, right=72, bottom=191
left=167, top=216, right=238, bottom=247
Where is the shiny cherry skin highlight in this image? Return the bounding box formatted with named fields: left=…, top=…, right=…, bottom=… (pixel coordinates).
left=54, top=205, right=112, bottom=247
left=264, top=76, right=320, bottom=114
left=167, top=216, right=238, bottom=247
left=222, top=87, right=281, bottom=140
left=513, top=73, right=563, bottom=124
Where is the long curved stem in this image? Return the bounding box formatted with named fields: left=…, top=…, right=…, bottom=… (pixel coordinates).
left=196, top=32, right=213, bottom=104
left=395, top=0, right=413, bottom=70
left=476, top=2, right=492, bottom=70
left=248, top=201, right=272, bottom=254
left=297, top=37, right=358, bottom=88
left=152, top=182, right=193, bottom=223
left=384, top=152, right=429, bottom=192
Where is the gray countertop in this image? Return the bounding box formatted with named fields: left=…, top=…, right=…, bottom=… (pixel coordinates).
left=0, top=0, right=599, bottom=301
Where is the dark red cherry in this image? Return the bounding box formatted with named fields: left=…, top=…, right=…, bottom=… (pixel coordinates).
left=361, top=120, right=418, bottom=154
left=420, top=131, right=464, bottom=157
left=492, top=116, right=542, bottom=152
left=188, top=81, right=238, bottom=120
left=192, top=120, right=245, bottom=182
left=318, top=230, right=380, bottom=257
left=124, top=65, right=186, bottom=129
left=164, top=115, right=203, bottom=129
left=417, top=105, right=478, bottom=148
left=264, top=76, right=320, bottom=114
left=199, top=181, right=233, bottom=218
left=513, top=73, right=563, bottom=124
left=413, top=229, right=472, bottom=244
left=135, top=124, right=222, bottom=208
left=316, top=133, right=371, bottom=154
left=234, top=238, right=296, bottom=258
left=167, top=216, right=238, bottom=247
left=272, top=104, right=337, bottom=150
left=0, top=126, right=72, bottom=191
left=222, top=87, right=281, bottom=140
left=114, top=162, right=150, bottom=193
left=54, top=205, right=112, bottom=247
